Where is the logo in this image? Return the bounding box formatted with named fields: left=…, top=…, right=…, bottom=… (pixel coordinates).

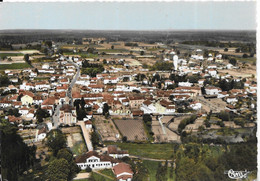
left=224, top=169, right=251, bottom=179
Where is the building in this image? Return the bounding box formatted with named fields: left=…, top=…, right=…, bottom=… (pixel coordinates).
left=59, top=104, right=77, bottom=125
left=20, top=91, right=34, bottom=105
left=107, top=145, right=129, bottom=159
left=75, top=151, right=120, bottom=170
left=113, top=163, right=134, bottom=181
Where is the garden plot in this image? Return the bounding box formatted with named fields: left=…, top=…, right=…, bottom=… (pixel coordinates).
left=114, top=119, right=147, bottom=141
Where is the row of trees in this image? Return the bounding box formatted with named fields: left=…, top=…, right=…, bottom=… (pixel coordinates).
left=1, top=119, right=36, bottom=180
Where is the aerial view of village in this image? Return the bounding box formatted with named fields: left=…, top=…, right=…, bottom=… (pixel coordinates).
left=0, top=1, right=257, bottom=181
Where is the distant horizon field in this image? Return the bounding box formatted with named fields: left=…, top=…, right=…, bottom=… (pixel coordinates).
left=0, top=62, right=31, bottom=69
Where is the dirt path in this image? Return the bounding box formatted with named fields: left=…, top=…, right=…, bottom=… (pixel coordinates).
left=73, top=172, right=90, bottom=180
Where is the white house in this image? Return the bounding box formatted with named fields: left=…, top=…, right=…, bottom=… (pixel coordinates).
left=226, top=96, right=238, bottom=104
left=75, top=151, right=119, bottom=170
left=205, top=86, right=221, bottom=95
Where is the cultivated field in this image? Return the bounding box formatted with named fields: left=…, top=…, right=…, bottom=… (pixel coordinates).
left=114, top=118, right=147, bottom=141
left=94, top=116, right=121, bottom=141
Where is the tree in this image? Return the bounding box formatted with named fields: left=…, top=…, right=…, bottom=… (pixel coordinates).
left=140, top=51, right=145, bottom=55
left=242, top=53, right=248, bottom=58
left=24, top=54, right=31, bottom=65
left=35, top=106, right=50, bottom=123
left=46, top=129, right=67, bottom=156
left=45, top=40, right=52, bottom=48
left=91, top=131, right=100, bottom=149
left=122, top=136, right=128, bottom=142
left=1, top=119, right=36, bottom=181
left=0, top=75, right=10, bottom=87
left=57, top=148, right=80, bottom=179
left=47, top=158, right=70, bottom=180
left=229, top=58, right=237, bottom=66
left=111, top=45, right=114, bottom=49
left=103, top=103, right=109, bottom=116
left=224, top=48, right=228, bottom=52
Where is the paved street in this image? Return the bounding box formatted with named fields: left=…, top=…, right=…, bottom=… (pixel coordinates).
left=52, top=60, right=80, bottom=128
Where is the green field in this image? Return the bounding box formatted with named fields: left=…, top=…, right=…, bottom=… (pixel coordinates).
left=99, top=169, right=116, bottom=179
left=63, top=52, right=98, bottom=58
left=104, top=142, right=175, bottom=160
left=0, top=53, right=24, bottom=59
left=97, top=49, right=128, bottom=53
left=0, top=63, right=31, bottom=70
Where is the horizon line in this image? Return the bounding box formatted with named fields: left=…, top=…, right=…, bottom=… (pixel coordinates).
left=0, top=28, right=256, bottom=32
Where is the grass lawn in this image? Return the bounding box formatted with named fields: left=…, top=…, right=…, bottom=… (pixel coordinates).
left=97, top=49, right=128, bottom=53
left=0, top=63, right=32, bottom=69
left=143, top=160, right=175, bottom=181
left=0, top=53, right=24, bottom=59
left=99, top=169, right=116, bottom=179
left=104, top=142, right=175, bottom=160
left=34, top=77, right=50, bottom=80
left=70, top=141, right=87, bottom=156
left=237, top=57, right=256, bottom=64
left=143, top=160, right=160, bottom=181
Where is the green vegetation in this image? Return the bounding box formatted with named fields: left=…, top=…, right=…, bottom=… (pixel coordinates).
left=149, top=61, right=172, bottom=71
left=104, top=142, right=174, bottom=160
left=98, top=49, right=128, bottom=53
left=71, top=141, right=87, bottom=156
left=1, top=119, right=36, bottom=181
left=64, top=52, right=98, bottom=58
left=0, top=53, right=24, bottom=59
left=178, top=115, right=197, bottom=133
left=0, top=75, right=11, bottom=86
left=81, top=60, right=104, bottom=77
left=142, top=114, right=154, bottom=142
left=45, top=131, right=80, bottom=180
left=0, top=63, right=32, bottom=70
left=142, top=160, right=159, bottom=181
left=99, top=169, right=116, bottom=179
left=46, top=129, right=67, bottom=156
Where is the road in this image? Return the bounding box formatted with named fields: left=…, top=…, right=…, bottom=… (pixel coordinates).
left=158, top=116, right=166, bottom=135
left=52, top=60, right=80, bottom=128
left=77, top=121, right=93, bottom=151
left=67, top=61, right=81, bottom=106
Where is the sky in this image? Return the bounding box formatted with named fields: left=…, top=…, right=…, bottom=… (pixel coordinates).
left=0, top=1, right=257, bottom=30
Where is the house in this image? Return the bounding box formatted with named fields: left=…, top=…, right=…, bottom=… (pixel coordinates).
left=37, top=127, right=47, bottom=141
left=226, top=96, right=238, bottom=104
left=0, top=100, right=12, bottom=108
left=88, top=84, right=104, bottom=93
left=75, top=151, right=120, bottom=170
left=59, top=104, right=77, bottom=126
left=208, top=69, right=217, bottom=77
left=113, top=163, right=133, bottom=181
left=84, top=120, right=92, bottom=130
left=128, top=96, right=144, bottom=109
left=189, top=101, right=202, bottom=110
left=42, top=97, right=56, bottom=109
left=20, top=91, right=34, bottom=105
left=104, top=77, right=119, bottom=84
left=205, top=86, right=221, bottom=95
left=19, top=106, right=30, bottom=115
left=107, top=145, right=129, bottom=159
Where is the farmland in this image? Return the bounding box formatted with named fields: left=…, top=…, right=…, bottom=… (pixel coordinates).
left=0, top=63, right=31, bottom=69
left=104, top=142, right=175, bottom=160
left=113, top=118, right=147, bottom=141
